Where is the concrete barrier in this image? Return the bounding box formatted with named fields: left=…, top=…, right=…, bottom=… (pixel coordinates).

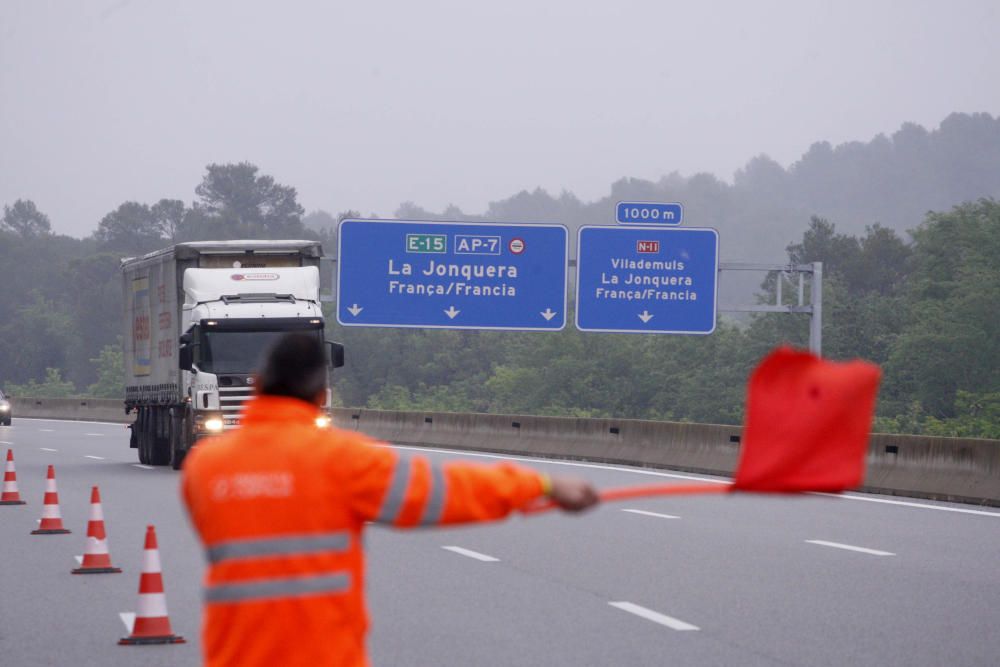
left=10, top=397, right=130, bottom=423
left=332, top=408, right=999, bottom=507
left=10, top=398, right=997, bottom=505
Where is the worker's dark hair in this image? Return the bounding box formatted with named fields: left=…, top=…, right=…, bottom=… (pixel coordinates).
left=257, top=333, right=327, bottom=402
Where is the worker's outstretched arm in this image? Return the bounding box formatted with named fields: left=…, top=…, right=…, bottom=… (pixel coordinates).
left=341, top=439, right=597, bottom=527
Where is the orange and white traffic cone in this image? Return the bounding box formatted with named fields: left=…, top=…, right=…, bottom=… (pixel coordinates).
left=119, top=525, right=185, bottom=645
left=1, top=449, right=26, bottom=505
left=72, top=486, right=122, bottom=574
left=31, top=465, right=70, bottom=534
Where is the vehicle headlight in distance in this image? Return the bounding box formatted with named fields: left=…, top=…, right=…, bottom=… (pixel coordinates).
left=203, top=417, right=224, bottom=433
left=0, top=403, right=9, bottom=412
left=315, top=415, right=332, bottom=429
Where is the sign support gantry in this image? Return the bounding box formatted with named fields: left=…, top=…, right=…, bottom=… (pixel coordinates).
left=717, top=262, right=823, bottom=355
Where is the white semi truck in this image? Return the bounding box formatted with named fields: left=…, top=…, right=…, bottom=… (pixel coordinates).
left=121, top=240, right=344, bottom=469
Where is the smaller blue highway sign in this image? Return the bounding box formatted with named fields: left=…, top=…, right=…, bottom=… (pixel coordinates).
left=337, top=219, right=568, bottom=330
left=575, top=226, right=718, bottom=334
left=616, top=201, right=683, bottom=225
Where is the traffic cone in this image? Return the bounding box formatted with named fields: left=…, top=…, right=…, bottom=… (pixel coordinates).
left=72, top=486, right=122, bottom=574
left=1, top=449, right=26, bottom=505
left=31, top=465, right=70, bottom=534
left=119, top=525, right=185, bottom=645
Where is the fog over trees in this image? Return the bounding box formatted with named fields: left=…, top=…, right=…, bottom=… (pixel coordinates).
left=1, top=113, right=998, bottom=437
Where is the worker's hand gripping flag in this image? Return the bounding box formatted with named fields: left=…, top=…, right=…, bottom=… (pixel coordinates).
left=524, top=347, right=882, bottom=512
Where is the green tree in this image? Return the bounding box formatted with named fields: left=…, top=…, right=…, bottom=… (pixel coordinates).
left=884, top=199, right=1000, bottom=418
left=2, top=199, right=52, bottom=237
left=181, top=162, right=308, bottom=240
left=152, top=198, right=186, bottom=241
left=94, top=201, right=165, bottom=255
left=0, top=295, right=75, bottom=384
left=5, top=368, right=77, bottom=398
left=87, top=341, right=124, bottom=398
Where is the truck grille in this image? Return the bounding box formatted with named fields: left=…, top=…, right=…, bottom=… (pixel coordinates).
left=219, top=386, right=254, bottom=429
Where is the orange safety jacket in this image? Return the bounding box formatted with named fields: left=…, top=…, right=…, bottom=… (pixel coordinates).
left=181, top=395, right=547, bottom=667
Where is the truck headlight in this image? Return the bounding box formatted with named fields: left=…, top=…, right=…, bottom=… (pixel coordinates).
left=315, top=415, right=331, bottom=429
left=203, top=417, right=224, bottom=433
left=0, top=403, right=9, bottom=412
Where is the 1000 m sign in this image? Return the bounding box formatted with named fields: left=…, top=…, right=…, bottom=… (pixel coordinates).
left=616, top=202, right=683, bottom=225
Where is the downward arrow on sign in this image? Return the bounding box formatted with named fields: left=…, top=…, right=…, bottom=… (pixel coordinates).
left=444, top=306, right=460, bottom=319
left=347, top=304, right=363, bottom=316
left=540, top=308, right=557, bottom=321
left=638, top=310, right=654, bottom=323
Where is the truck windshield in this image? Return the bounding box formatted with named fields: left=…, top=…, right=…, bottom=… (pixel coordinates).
left=200, top=330, right=321, bottom=375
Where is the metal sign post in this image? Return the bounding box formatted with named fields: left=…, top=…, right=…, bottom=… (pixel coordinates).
left=717, top=262, right=823, bottom=355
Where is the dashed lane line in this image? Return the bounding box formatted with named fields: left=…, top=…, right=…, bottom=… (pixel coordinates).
left=441, top=546, right=500, bottom=562
left=39, top=429, right=55, bottom=432
left=622, top=509, right=680, bottom=520
left=609, top=602, right=700, bottom=631
left=132, top=464, right=154, bottom=470
left=85, top=433, right=105, bottom=437
left=40, top=447, right=58, bottom=452
left=1, top=440, right=14, bottom=445
left=84, top=455, right=105, bottom=460
left=805, top=540, right=895, bottom=557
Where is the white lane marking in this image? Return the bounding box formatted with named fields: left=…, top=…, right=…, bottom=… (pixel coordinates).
left=0, top=440, right=13, bottom=444
left=21, top=418, right=124, bottom=426
left=390, top=444, right=727, bottom=484
left=609, top=601, right=700, bottom=631
left=442, top=546, right=500, bottom=562
left=622, top=509, right=680, bottom=520
left=132, top=464, right=154, bottom=470
left=85, top=433, right=105, bottom=437
left=806, top=540, right=895, bottom=556
left=39, top=429, right=55, bottom=432
left=74, top=555, right=83, bottom=565
left=816, top=492, right=1000, bottom=518
left=119, top=612, right=136, bottom=634
left=40, top=447, right=58, bottom=452
left=84, top=455, right=105, bottom=460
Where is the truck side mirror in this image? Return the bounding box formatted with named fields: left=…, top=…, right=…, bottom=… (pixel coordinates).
left=326, top=341, right=345, bottom=369
left=179, top=344, right=193, bottom=371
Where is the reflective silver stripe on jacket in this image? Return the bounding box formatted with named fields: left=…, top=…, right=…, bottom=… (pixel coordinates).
left=375, top=457, right=449, bottom=525
left=375, top=456, right=411, bottom=523
left=419, top=462, right=447, bottom=525
left=206, top=532, right=351, bottom=564
left=205, top=572, right=351, bottom=604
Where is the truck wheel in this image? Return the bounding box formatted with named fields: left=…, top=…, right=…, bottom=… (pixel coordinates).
left=169, top=409, right=188, bottom=471
left=150, top=407, right=171, bottom=466
left=136, top=409, right=150, bottom=465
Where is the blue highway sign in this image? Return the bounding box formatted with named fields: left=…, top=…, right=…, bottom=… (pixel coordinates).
left=575, top=226, right=718, bottom=334
left=616, top=201, right=683, bottom=225
left=337, top=219, right=568, bottom=330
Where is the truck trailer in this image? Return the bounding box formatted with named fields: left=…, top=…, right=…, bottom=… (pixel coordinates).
left=121, top=240, right=344, bottom=469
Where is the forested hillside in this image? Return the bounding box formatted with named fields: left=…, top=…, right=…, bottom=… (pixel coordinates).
left=2, top=114, right=998, bottom=437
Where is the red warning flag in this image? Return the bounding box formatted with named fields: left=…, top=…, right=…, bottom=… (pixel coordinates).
left=732, top=347, right=881, bottom=493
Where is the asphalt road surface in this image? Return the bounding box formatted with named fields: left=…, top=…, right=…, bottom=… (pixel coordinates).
left=1, top=418, right=998, bottom=666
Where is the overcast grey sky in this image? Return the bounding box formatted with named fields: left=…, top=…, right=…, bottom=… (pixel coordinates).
left=2, top=0, right=999, bottom=237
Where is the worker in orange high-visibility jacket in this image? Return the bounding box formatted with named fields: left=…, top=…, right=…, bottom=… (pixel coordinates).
left=181, top=333, right=599, bottom=667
